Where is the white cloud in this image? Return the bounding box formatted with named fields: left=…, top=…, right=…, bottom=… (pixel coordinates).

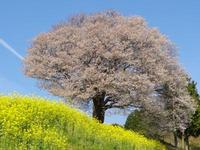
left=0, top=38, right=24, bottom=61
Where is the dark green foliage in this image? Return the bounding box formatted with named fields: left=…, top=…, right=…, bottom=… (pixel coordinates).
left=124, top=110, right=163, bottom=139
left=186, top=105, right=200, bottom=137
left=185, top=79, right=200, bottom=137
left=187, top=79, right=199, bottom=104
left=125, top=110, right=147, bottom=135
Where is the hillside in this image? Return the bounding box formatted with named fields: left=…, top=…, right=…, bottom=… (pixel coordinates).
left=0, top=95, right=165, bottom=150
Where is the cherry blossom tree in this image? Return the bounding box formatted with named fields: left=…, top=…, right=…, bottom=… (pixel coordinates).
left=24, top=11, right=195, bottom=125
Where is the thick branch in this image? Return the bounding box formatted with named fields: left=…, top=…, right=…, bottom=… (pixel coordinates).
left=105, top=102, right=141, bottom=110
left=104, top=96, right=115, bottom=105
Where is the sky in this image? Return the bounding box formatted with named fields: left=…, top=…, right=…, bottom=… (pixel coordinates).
left=0, top=0, right=200, bottom=124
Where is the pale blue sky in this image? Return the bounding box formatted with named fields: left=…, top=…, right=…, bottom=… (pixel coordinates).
left=0, top=0, right=200, bottom=124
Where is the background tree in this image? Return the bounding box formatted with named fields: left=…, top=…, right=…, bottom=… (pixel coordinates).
left=125, top=110, right=152, bottom=136
left=125, top=110, right=168, bottom=140
left=24, top=11, right=195, bottom=124
left=125, top=79, right=199, bottom=149
left=181, top=79, right=200, bottom=149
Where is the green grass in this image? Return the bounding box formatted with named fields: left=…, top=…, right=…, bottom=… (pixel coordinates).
left=0, top=95, right=165, bottom=150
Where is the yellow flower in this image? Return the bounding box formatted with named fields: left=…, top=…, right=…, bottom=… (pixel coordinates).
left=0, top=94, right=165, bottom=150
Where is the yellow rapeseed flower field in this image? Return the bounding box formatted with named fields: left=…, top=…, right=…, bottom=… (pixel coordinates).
left=0, top=95, right=166, bottom=150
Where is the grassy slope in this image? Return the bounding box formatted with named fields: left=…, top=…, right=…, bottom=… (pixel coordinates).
left=0, top=95, right=165, bottom=150
left=190, top=137, right=200, bottom=150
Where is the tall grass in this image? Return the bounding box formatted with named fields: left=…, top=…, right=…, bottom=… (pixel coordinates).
left=0, top=95, right=165, bottom=150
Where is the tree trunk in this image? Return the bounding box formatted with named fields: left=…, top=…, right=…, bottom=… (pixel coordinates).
left=181, top=133, right=185, bottom=150
left=184, top=136, right=189, bottom=150
left=174, top=132, right=178, bottom=148
left=92, top=91, right=106, bottom=123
